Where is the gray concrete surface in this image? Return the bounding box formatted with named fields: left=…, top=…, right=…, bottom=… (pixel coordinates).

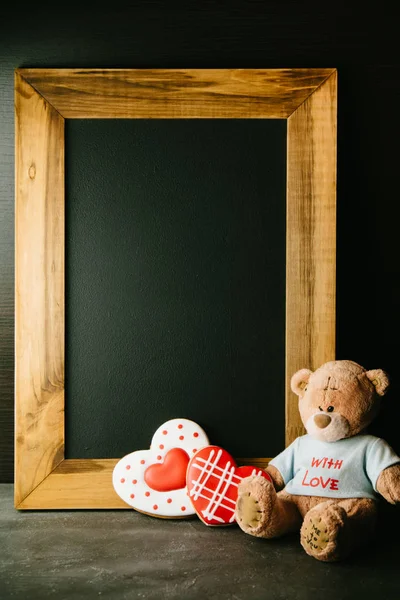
left=0, top=484, right=399, bottom=599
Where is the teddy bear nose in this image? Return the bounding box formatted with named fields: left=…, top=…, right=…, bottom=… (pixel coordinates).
left=314, top=414, right=332, bottom=429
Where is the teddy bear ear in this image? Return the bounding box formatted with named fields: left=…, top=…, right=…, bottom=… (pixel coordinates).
left=365, top=369, right=390, bottom=396
left=291, top=368, right=313, bottom=396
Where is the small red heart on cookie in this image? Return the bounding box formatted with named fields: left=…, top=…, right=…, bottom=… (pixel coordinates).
left=187, top=445, right=272, bottom=526
left=144, top=448, right=190, bottom=492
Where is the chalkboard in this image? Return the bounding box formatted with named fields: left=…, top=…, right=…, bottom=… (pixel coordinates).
left=65, top=119, right=287, bottom=459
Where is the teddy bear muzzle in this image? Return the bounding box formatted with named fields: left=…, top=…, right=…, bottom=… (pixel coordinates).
left=314, top=414, right=331, bottom=429
left=305, top=411, right=350, bottom=442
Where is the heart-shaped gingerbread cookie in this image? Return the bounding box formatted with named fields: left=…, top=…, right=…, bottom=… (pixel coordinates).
left=187, top=445, right=272, bottom=525
left=112, top=419, right=209, bottom=517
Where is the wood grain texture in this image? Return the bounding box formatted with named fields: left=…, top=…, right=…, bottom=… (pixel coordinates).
left=236, top=458, right=270, bottom=470
left=14, top=68, right=336, bottom=508
left=17, top=458, right=272, bottom=509
left=17, top=68, right=335, bottom=119
left=15, top=72, right=65, bottom=507
left=17, top=460, right=126, bottom=509
left=285, top=70, right=337, bottom=446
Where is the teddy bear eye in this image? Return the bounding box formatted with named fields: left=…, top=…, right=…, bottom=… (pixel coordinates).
left=318, top=406, right=323, bottom=411
left=327, top=405, right=334, bottom=413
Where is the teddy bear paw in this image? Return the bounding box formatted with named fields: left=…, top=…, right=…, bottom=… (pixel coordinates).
left=235, top=475, right=276, bottom=537
left=301, top=502, right=348, bottom=562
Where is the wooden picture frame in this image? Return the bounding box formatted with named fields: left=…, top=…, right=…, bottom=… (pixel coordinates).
left=15, top=68, right=337, bottom=509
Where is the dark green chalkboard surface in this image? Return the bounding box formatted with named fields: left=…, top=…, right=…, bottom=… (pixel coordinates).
left=65, top=120, right=286, bottom=459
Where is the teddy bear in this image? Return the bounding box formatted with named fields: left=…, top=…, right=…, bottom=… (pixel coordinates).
left=235, top=360, right=400, bottom=562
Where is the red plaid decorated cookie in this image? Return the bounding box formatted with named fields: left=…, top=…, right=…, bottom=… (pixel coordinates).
left=187, top=445, right=272, bottom=525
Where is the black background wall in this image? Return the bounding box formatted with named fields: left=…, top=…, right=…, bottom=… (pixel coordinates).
left=1, top=2, right=398, bottom=482
left=65, top=119, right=287, bottom=460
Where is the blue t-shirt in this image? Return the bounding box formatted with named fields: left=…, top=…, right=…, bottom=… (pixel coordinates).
left=269, top=434, right=400, bottom=500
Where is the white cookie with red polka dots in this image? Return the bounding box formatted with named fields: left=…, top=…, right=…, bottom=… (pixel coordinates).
left=112, top=418, right=209, bottom=518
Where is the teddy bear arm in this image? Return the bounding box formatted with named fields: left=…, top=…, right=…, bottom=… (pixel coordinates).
left=266, top=464, right=285, bottom=491
left=376, top=463, right=400, bottom=505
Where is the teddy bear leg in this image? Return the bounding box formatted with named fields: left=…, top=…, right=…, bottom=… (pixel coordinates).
left=235, top=476, right=301, bottom=538
left=300, top=498, right=377, bottom=562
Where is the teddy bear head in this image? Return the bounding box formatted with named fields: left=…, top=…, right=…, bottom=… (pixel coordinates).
left=291, top=360, right=389, bottom=442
